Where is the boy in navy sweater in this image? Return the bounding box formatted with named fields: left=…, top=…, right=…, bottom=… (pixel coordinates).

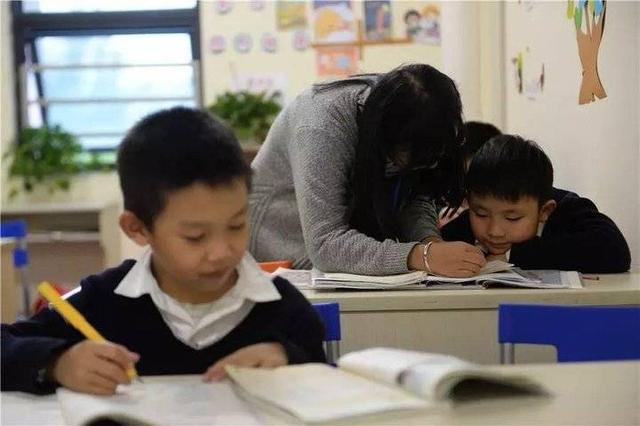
left=1, top=107, right=325, bottom=395
left=441, top=134, right=630, bottom=273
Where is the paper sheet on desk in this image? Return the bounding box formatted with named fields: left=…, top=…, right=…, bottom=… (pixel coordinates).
left=311, top=260, right=515, bottom=289
left=56, top=377, right=262, bottom=426
left=270, top=267, right=313, bottom=289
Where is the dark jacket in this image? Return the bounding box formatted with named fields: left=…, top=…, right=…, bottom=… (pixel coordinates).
left=441, top=188, right=631, bottom=273
left=1, top=260, right=326, bottom=394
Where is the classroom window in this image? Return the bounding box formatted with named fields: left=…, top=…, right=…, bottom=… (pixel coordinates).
left=12, top=1, right=201, bottom=160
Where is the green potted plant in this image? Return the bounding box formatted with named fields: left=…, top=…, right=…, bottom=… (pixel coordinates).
left=3, top=125, right=83, bottom=199
left=208, top=91, right=282, bottom=144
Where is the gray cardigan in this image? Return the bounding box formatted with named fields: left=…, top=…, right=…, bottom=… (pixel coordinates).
left=248, top=80, right=439, bottom=275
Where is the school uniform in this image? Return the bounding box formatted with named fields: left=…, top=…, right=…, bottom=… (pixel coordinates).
left=1, top=250, right=326, bottom=394
left=441, top=188, right=631, bottom=273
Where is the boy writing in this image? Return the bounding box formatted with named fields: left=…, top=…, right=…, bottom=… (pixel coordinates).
left=1, top=107, right=325, bottom=395
left=442, top=134, right=631, bottom=273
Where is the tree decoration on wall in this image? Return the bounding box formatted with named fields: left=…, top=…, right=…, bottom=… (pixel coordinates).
left=567, top=0, right=607, bottom=104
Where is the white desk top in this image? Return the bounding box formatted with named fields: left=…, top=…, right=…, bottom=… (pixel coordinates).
left=2, top=361, right=638, bottom=425
left=302, top=271, right=640, bottom=311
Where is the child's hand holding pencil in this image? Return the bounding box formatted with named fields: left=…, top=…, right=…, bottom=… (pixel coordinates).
left=38, top=282, right=141, bottom=395
left=50, top=340, right=140, bottom=395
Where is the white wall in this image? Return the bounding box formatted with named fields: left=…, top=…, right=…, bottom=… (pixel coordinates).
left=504, top=1, right=640, bottom=267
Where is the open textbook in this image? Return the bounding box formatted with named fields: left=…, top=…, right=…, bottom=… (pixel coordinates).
left=311, top=260, right=583, bottom=290
left=56, top=376, right=262, bottom=426
left=226, top=347, right=548, bottom=423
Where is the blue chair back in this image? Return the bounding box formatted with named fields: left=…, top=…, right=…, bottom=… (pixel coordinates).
left=312, top=302, right=341, bottom=364
left=1, top=220, right=31, bottom=320
left=0, top=220, right=29, bottom=268
left=498, top=303, right=640, bottom=363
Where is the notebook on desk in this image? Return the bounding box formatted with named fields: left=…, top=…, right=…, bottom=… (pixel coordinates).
left=56, top=376, right=262, bottom=426
left=311, top=261, right=583, bottom=290
left=226, top=347, right=548, bottom=424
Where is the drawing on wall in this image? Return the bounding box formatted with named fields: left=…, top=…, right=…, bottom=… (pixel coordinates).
left=511, top=52, right=523, bottom=94
left=276, top=1, right=308, bottom=30
left=567, top=0, right=607, bottom=104
left=511, top=47, right=545, bottom=100
left=209, top=35, right=226, bottom=54
left=313, top=0, right=356, bottom=43
left=364, top=1, right=392, bottom=41
left=316, top=46, right=358, bottom=77
left=233, top=33, right=253, bottom=53
left=403, top=4, right=440, bottom=45
left=215, top=0, right=233, bottom=15
left=292, top=30, right=311, bottom=51
left=261, top=33, right=278, bottom=53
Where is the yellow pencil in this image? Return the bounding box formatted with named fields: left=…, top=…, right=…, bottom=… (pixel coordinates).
left=37, top=281, right=139, bottom=381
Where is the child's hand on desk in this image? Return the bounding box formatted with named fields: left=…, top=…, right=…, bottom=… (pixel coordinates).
left=203, top=343, right=287, bottom=382
left=428, top=241, right=486, bottom=277
left=51, top=340, right=140, bottom=395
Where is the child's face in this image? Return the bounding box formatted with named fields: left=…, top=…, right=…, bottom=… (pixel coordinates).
left=129, top=179, right=249, bottom=303
left=468, top=194, right=555, bottom=255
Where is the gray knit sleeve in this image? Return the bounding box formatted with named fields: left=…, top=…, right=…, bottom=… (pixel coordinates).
left=397, top=195, right=441, bottom=242
left=288, top=126, right=417, bottom=275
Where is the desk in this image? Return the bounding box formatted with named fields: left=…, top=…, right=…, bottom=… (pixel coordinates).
left=2, top=361, right=639, bottom=425
left=303, top=272, right=640, bottom=363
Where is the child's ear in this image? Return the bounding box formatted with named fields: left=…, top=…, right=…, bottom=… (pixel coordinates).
left=119, top=211, right=151, bottom=247
left=539, top=199, right=557, bottom=223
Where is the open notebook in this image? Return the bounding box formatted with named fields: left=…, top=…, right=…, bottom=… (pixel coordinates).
left=312, top=260, right=583, bottom=290
left=56, top=376, right=262, bottom=426
left=226, top=347, right=548, bottom=423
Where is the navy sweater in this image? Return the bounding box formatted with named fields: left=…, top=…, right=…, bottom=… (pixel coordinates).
left=1, top=260, right=326, bottom=394
left=441, top=188, right=631, bottom=273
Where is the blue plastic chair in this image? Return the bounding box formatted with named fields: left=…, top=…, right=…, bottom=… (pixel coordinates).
left=498, top=303, right=640, bottom=364
left=0, top=220, right=31, bottom=320
left=312, top=302, right=341, bottom=364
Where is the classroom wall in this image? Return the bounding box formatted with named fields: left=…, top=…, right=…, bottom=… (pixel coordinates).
left=200, top=1, right=442, bottom=104
left=504, top=1, right=640, bottom=267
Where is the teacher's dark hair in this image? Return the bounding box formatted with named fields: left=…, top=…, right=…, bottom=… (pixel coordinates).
left=316, top=64, right=465, bottom=240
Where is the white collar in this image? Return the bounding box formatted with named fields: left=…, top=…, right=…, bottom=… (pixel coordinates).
left=115, top=248, right=281, bottom=304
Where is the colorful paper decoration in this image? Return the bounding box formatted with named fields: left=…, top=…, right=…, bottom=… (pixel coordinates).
left=261, top=33, right=278, bottom=53
left=567, top=0, right=607, bottom=104
left=215, top=0, right=233, bottom=15
left=209, top=35, right=226, bottom=54
left=292, top=30, right=310, bottom=51
left=316, top=46, right=358, bottom=76
left=364, top=0, right=392, bottom=41
left=233, top=33, right=253, bottom=53
left=313, top=0, right=356, bottom=43
left=276, top=1, right=308, bottom=30
left=403, top=4, right=440, bottom=45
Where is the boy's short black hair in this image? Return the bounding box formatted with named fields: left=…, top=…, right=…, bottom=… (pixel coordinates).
left=463, top=121, right=502, bottom=159
left=117, top=107, right=251, bottom=229
left=466, top=134, right=553, bottom=204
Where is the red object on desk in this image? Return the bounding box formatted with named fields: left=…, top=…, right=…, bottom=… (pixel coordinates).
left=258, top=260, right=293, bottom=273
